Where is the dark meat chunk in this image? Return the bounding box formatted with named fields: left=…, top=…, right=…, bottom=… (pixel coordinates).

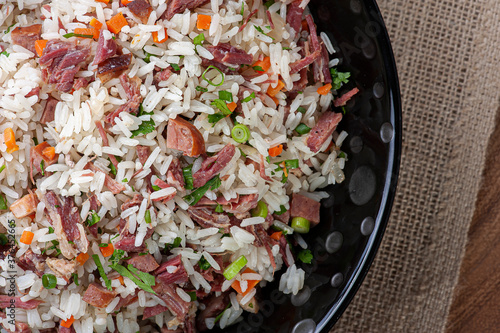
left=0, top=296, right=43, bottom=310
left=289, top=49, right=321, bottom=74
left=152, top=178, right=177, bottom=202
left=286, top=0, right=304, bottom=34
left=222, top=194, right=259, bottom=214
left=192, top=143, right=235, bottom=187
left=143, top=304, right=168, bottom=319
left=83, top=283, right=118, bottom=308
left=25, top=87, right=40, bottom=98
left=153, top=67, right=173, bottom=86
left=9, top=193, right=38, bottom=219
left=104, top=73, right=142, bottom=125
left=86, top=162, right=126, bottom=194
left=136, top=145, right=150, bottom=165
left=114, top=292, right=139, bottom=311
left=92, top=29, right=118, bottom=66
left=17, top=249, right=46, bottom=277
left=290, top=193, right=321, bottom=225
left=152, top=281, right=190, bottom=321
left=126, top=253, right=159, bottom=272
left=154, top=255, right=189, bottom=285
left=333, top=87, right=359, bottom=107
left=95, top=121, right=119, bottom=169
left=196, top=293, right=229, bottom=331
left=166, top=158, right=185, bottom=191
left=30, top=141, right=59, bottom=181
left=238, top=9, right=258, bottom=32
left=274, top=209, right=290, bottom=224
left=166, top=117, right=205, bottom=157
left=97, top=54, right=132, bottom=83
left=115, top=220, right=154, bottom=252
left=127, top=0, right=153, bottom=24
left=121, top=193, right=143, bottom=211
left=253, top=224, right=277, bottom=270
left=187, top=207, right=231, bottom=232
left=73, top=77, right=92, bottom=91
left=202, top=43, right=253, bottom=73
left=10, top=24, right=42, bottom=54
left=306, top=111, right=342, bottom=153
left=162, top=0, right=210, bottom=20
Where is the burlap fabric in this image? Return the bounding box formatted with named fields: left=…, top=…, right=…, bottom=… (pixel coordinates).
left=331, top=0, right=500, bottom=332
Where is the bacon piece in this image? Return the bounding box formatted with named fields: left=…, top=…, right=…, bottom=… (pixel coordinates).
left=143, top=304, right=169, bottom=319
left=9, top=193, right=38, bottom=219
left=152, top=178, right=177, bottom=202
left=16, top=249, right=46, bottom=277
left=114, top=292, right=139, bottom=311
left=46, top=257, right=77, bottom=280
left=166, top=117, right=205, bottom=157
left=92, top=29, right=117, bottom=66
left=40, top=97, right=58, bottom=124
left=202, top=43, right=253, bottom=73
left=187, top=207, right=231, bottom=232
left=238, top=9, right=258, bottom=32
left=162, top=0, right=210, bottom=20
left=25, top=87, right=40, bottom=98
left=97, top=53, right=132, bottom=83
left=73, top=77, right=92, bottom=90
left=83, top=283, right=118, bottom=308
left=136, top=145, right=150, bottom=165
left=192, top=143, right=235, bottom=187
left=86, top=162, right=125, bottom=194
left=222, top=194, right=259, bottom=214
left=127, top=0, right=153, bottom=24
left=290, top=193, right=321, bottom=225
left=266, top=10, right=275, bottom=29
left=306, top=111, right=342, bottom=152
left=333, top=87, right=360, bottom=107
left=289, top=48, right=322, bottom=74
left=286, top=0, right=308, bottom=34
left=0, top=296, right=43, bottom=310
left=126, top=253, right=159, bottom=272
left=166, top=158, right=185, bottom=191
left=10, top=24, right=42, bottom=54
left=154, top=255, right=189, bottom=284
left=104, top=73, right=142, bottom=125
left=279, top=233, right=292, bottom=266
left=152, top=281, right=190, bottom=321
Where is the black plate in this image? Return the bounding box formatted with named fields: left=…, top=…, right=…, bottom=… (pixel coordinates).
left=215, top=0, right=401, bottom=332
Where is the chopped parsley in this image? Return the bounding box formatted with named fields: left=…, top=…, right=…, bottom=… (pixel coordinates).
left=253, top=65, right=264, bottom=72
left=211, top=99, right=232, bottom=115
left=193, top=33, right=205, bottom=46
left=32, top=137, right=38, bottom=145
left=131, top=105, right=155, bottom=138
left=188, top=291, right=197, bottom=301
left=215, top=204, right=224, bottom=213
left=86, top=210, right=100, bottom=227
left=109, top=159, right=117, bottom=175
left=93, top=254, right=112, bottom=290
left=282, top=46, right=292, bottom=50
left=152, top=184, right=161, bottom=191
left=183, top=175, right=222, bottom=206
left=207, top=112, right=227, bottom=125
left=264, top=0, right=274, bottom=8
left=218, top=90, right=233, bottom=102
left=0, top=195, right=7, bottom=210
left=122, top=178, right=128, bottom=183
left=5, top=24, right=15, bottom=34
left=196, top=86, right=208, bottom=92
left=198, top=256, right=211, bottom=270
left=165, top=237, right=182, bottom=251
left=297, top=106, right=307, bottom=114
left=330, top=68, right=351, bottom=90
left=0, top=234, right=7, bottom=246
left=0, top=51, right=9, bottom=57
left=242, top=92, right=256, bottom=103
left=254, top=25, right=274, bottom=39
left=170, top=63, right=181, bottom=71
left=338, top=151, right=346, bottom=158
left=298, top=249, right=313, bottom=264
left=72, top=273, right=79, bottom=286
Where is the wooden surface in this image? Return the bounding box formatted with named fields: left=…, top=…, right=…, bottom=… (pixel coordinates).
left=446, top=111, right=500, bottom=332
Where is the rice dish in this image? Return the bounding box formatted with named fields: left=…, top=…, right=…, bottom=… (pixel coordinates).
left=0, top=0, right=359, bottom=331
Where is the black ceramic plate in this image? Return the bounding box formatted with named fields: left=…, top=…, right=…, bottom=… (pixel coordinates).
left=215, top=0, right=402, bottom=332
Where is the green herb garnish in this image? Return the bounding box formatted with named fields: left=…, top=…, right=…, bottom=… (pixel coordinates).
left=254, top=26, right=274, bottom=39
left=193, top=33, right=205, bottom=46
left=218, top=90, right=233, bottom=102
left=144, top=210, right=151, bottom=224
left=242, top=92, right=255, bottom=103
left=92, top=254, right=112, bottom=291
left=109, top=249, right=127, bottom=266
left=198, top=256, right=211, bottom=270
left=183, top=165, right=194, bottom=190
left=40, top=160, right=45, bottom=176
left=211, top=99, right=232, bottom=115
left=112, top=264, right=156, bottom=294
left=165, top=237, right=182, bottom=251
left=207, top=112, right=226, bottom=125
left=330, top=68, right=351, bottom=90
left=86, top=210, right=100, bottom=227
left=183, top=175, right=221, bottom=206
left=215, top=204, right=224, bottom=213
left=0, top=195, right=7, bottom=210
left=170, top=63, right=180, bottom=71
left=63, top=32, right=93, bottom=39
left=131, top=105, right=155, bottom=138
left=298, top=249, right=313, bottom=264
left=196, top=86, right=208, bottom=92
left=252, top=65, right=264, bottom=72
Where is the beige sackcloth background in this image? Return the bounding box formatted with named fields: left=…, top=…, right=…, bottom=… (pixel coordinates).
left=330, top=0, right=500, bottom=332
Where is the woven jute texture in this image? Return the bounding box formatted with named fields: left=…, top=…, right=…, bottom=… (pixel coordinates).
left=332, top=0, right=500, bottom=332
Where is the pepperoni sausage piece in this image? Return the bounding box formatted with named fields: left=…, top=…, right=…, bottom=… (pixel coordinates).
left=166, top=117, right=205, bottom=157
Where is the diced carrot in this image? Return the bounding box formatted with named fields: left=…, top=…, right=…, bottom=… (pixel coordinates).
left=231, top=268, right=261, bottom=296
left=90, top=18, right=103, bottom=39
left=96, top=0, right=109, bottom=3
left=270, top=95, right=279, bottom=105
left=268, top=144, right=283, bottom=157
left=197, top=14, right=212, bottom=30
left=76, top=252, right=90, bottom=265
left=106, top=12, right=128, bottom=34
left=34, top=40, right=47, bottom=57
left=20, top=230, right=34, bottom=245
left=100, top=243, right=114, bottom=257
left=74, top=28, right=96, bottom=38
left=317, top=83, right=332, bottom=95
left=270, top=231, right=282, bottom=241
left=280, top=162, right=288, bottom=177
left=227, top=102, right=237, bottom=112
left=267, top=79, right=285, bottom=97
left=4, top=128, right=19, bottom=154
left=42, top=146, right=56, bottom=161
left=121, top=0, right=133, bottom=5
left=252, top=56, right=271, bottom=73
left=152, top=28, right=168, bottom=43
left=117, top=276, right=124, bottom=285
left=60, top=316, right=75, bottom=328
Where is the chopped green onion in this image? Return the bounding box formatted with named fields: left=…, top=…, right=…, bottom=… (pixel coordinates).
left=341, top=106, right=347, bottom=114
left=275, top=159, right=299, bottom=170
left=5, top=23, right=15, bottom=34
left=282, top=46, right=292, bottom=50
left=188, top=291, right=197, bottom=301
left=0, top=51, right=10, bottom=57
left=109, top=159, right=117, bottom=175
left=254, top=26, right=274, bottom=39
left=223, top=255, right=248, bottom=280
left=170, top=63, right=180, bottom=71
left=92, top=254, right=112, bottom=290
left=338, top=151, right=346, bottom=158
left=165, top=237, right=182, bottom=251
left=42, top=274, right=57, bottom=289
left=215, top=204, right=224, bottom=213
left=239, top=148, right=247, bottom=158
left=32, top=137, right=38, bottom=145
left=274, top=205, right=287, bottom=215
left=112, top=264, right=156, bottom=294
left=0, top=195, right=7, bottom=210
left=242, top=92, right=255, bottom=103
left=202, top=65, right=224, bottom=86
left=295, top=123, right=311, bottom=135
left=72, top=273, right=79, bottom=286
left=214, top=303, right=231, bottom=323
left=183, top=165, right=194, bottom=190
left=198, top=256, right=211, bottom=270
left=298, top=249, right=313, bottom=264
left=211, top=99, right=232, bottom=115
left=264, top=0, right=274, bottom=8
left=98, top=243, right=108, bottom=247
left=297, top=106, right=307, bottom=113
left=231, top=124, right=251, bottom=143
left=207, top=112, right=226, bottom=125
left=240, top=2, right=244, bottom=16
left=218, top=90, right=233, bottom=102
left=110, top=234, right=120, bottom=241
left=250, top=201, right=268, bottom=218
left=196, top=86, right=208, bottom=92
left=128, top=264, right=155, bottom=286
left=86, top=210, right=100, bottom=227
left=144, top=210, right=151, bottom=224
left=253, top=65, right=264, bottom=72
left=122, top=178, right=128, bottom=183
left=63, top=32, right=93, bottom=39
left=193, top=33, right=205, bottom=46
left=183, top=175, right=221, bottom=206
left=291, top=217, right=310, bottom=234
left=152, top=185, right=161, bottom=191
left=330, top=68, right=351, bottom=90
left=130, top=107, right=155, bottom=138
left=40, top=160, right=45, bottom=176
